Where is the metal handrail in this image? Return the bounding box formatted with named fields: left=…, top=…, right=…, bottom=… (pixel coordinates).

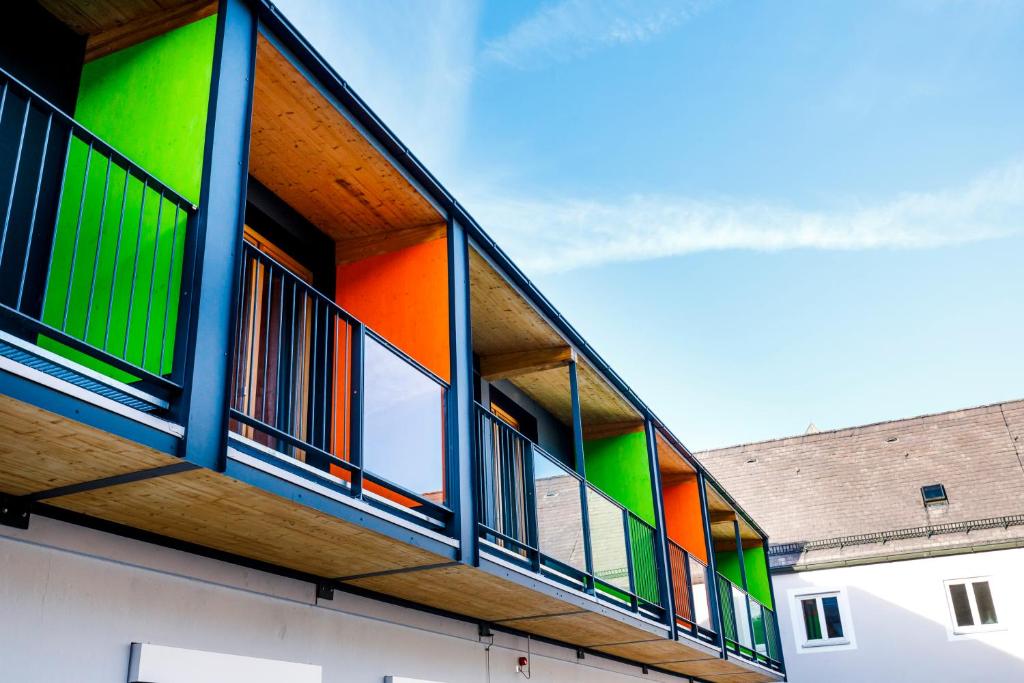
left=229, top=242, right=451, bottom=526
left=715, top=572, right=784, bottom=670
left=0, top=67, right=199, bottom=401
left=475, top=403, right=665, bottom=617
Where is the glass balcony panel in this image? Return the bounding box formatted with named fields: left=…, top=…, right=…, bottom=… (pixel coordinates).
left=733, top=585, right=753, bottom=650
left=689, top=557, right=713, bottom=630
left=362, top=335, right=446, bottom=505
left=587, top=487, right=630, bottom=594
left=533, top=450, right=586, bottom=573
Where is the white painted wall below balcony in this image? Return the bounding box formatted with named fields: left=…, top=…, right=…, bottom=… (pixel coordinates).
left=0, top=516, right=678, bottom=683
left=773, top=548, right=1024, bottom=682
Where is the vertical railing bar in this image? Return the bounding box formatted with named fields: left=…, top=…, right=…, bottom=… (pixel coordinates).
left=103, top=166, right=130, bottom=349
left=349, top=320, right=365, bottom=498
left=297, top=286, right=308, bottom=443
left=157, top=202, right=181, bottom=373
left=40, top=131, right=74, bottom=310
left=524, top=440, right=541, bottom=571
left=319, top=298, right=328, bottom=450
left=684, top=548, right=696, bottom=632
left=243, top=258, right=261, bottom=418
left=623, top=509, right=637, bottom=611
left=230, top=250, right=250, bottom=410
left=0, top=95, right=32, bottom=269
left=273, top=265, right=284, bottom=434
left=82, top=153, right=112, bottom=341
left=122, top=178, right=148, bottom=358
left=310, top=295, right=319, bottom=449
left=286, top=276, right=296, bottom=441
left=61, top=140, right=93, bottom=331
left=259, top=261, right=273, bottom=425
left=140, top=191, right=165, bottom=367
left=17, top=111, right=53, bottom=310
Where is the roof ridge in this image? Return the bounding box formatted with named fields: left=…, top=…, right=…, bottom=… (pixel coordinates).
left=699, top=397, right=1024, bottom=455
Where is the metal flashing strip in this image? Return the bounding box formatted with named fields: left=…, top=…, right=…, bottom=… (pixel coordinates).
left=335, top=561, right=459, bottom=583
left=0, top=354, right=184, bottom=438
left=27, top=462, right=198, bottom=502
left=770, top=513, right=1024, bottom=556
left=226, top=447, right=460, bottom=549
left=480, top=552, right=670, bottom=635
left=0, top=331, right=169, bottom=409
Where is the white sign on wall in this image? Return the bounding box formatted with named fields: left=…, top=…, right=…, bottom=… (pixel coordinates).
left=128, top=643, right=322, bottom=683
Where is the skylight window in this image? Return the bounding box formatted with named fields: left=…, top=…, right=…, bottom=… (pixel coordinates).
left=921, top=484, right=948, bottom=505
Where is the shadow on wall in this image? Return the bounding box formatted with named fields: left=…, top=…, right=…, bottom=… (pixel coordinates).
left=781, top=582, right=1024, bottom=683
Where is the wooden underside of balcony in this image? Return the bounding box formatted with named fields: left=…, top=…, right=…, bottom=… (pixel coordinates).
left=0, top=390, right=779, bottom=682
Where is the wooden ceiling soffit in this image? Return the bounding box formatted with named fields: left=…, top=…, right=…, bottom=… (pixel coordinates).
left=42, top=0, right=219, bottom=61
left=250, top=37, right=443, bottom=242
left=656, top=431, right=695, bottom=479
left=480, top=346, right=576, bottom=382
left=335, top=221, right=447, bottom=264
left=576, top=360, right=642, bottom=426
left=468, top=247, right=565, bottom=357
left=582, top=420, right=645, bottom=442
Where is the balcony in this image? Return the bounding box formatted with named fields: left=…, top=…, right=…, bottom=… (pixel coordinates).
left=477, top=404, right=662, bottom=618
left=0, top=3, right=784, bottom=681
left=717, top=573, right=784, bottom=672
left=227, top=240, right=451, bottom=533
left=0, top=65, right=196, bottom=412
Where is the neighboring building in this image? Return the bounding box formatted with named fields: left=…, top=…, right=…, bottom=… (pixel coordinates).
left=698, top=400, right=1024, bottom=682
left=0, top=2, right=783, bottom=682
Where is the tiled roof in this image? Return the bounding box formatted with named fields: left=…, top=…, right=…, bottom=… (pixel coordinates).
left=696, top=399, right=1024, bottom=568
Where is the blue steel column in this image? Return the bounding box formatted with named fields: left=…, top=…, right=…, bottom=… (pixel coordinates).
left=762, top=536, right=787, bottom=678
left=568, top=359, right=595, bottom=591
left=176, top=0, right=256, bottom=469
left=644, top=420, right=676, bottom=635
left=447, top=216, right=477, bottom=564
left=697, top=470, right=726, bottom=654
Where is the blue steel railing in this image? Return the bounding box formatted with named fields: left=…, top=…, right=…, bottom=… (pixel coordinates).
left=475, top=403, right=665, bottom=620
left=0, top=66, right=198, bottom=406
left=716, top=572, right=784, bottom=671
left=668, top=540, right=717, bottom=643
left=229, top=242, right=452, bottom=530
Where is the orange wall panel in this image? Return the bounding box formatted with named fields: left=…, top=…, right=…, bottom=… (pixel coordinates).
left=663, top=476, right=708, bottom=562
left=335, top=237, right=450, bottom=383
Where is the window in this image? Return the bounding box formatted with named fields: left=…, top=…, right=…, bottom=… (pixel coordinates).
left=798, top=593, right=848, bottom=647
left=945, top=578, right=1002, bottom=634
left=921, top=483, right=947, bottom=505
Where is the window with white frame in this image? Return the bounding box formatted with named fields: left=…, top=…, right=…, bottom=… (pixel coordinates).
left=796, top=592, right=848, bottom=647
left=945, top=577, right=1001, bottom=634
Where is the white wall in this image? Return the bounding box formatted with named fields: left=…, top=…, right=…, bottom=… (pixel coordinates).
left=0, top=516, right=679, bottom=683
left=774, top=548, right=1024, bottom=682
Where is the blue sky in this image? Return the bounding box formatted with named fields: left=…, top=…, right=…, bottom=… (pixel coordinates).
left=277, top=0, right=1024, bottom=450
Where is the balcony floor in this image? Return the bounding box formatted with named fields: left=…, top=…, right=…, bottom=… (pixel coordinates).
left=0, top=374, right=780, bottom=682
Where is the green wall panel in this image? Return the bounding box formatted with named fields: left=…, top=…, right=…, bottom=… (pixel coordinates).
left=716, top=546, right=773, bottom=608
left=39, top=16, right=215, bottom=380
left=584, top=430, right=659, bottom=604
left=583, top=431, right=655, bottom=524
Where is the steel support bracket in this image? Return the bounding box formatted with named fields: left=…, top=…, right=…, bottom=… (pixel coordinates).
left=316, top=582, right=335, bottom=601
left=0, top=494, right=30, bottom=529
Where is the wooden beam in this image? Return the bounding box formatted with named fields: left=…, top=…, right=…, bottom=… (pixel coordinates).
left=335, top=221, right=447, bottom=264
left=479, top=346, right=576, bottom=381
left=582, top=420, right=645, bottom=441
left=83, top=0, right=217, bottom=62
left=708, top=510, right=737, bottom=524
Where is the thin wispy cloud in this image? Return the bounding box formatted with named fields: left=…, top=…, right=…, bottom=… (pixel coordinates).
left=483, top=0, right=709, bottom=68
left=467, top=160, right=1024, bottom=273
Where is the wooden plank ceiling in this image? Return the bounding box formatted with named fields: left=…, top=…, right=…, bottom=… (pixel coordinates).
left=39, top=0, right=216, bottom=61
left=656, top=431, right=696, bottom=482
left=249, top=36, right=446, bottom=260
left=705, top=483, right=763, bottom=549
left=469, top=248, right=639, bottom=428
